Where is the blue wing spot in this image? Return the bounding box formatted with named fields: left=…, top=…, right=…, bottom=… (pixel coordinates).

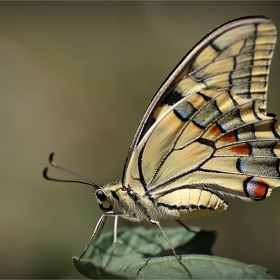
left=218, top=122, right=228, bottom=133
left=174, top=108, right=189, bottom=121
left=173, top=101, right=197, bottom=122
left=237, top=158, right=245, bottom=173
left=237, top=157, right=280, bottom=177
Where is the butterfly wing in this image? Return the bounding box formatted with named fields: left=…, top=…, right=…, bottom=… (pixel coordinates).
left=123, top=16, right=279, bottom=201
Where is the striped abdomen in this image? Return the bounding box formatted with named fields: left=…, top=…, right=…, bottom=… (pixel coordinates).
left=155, top=188, right=228, bottom=219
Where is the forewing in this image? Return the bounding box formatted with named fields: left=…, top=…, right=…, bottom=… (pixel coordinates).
left=123, top=16, right=279, bottom=200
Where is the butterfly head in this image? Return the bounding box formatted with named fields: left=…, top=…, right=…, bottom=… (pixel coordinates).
left=95, top=188, right=113, bottom=212
left=95, top=180, right=126, bottom=213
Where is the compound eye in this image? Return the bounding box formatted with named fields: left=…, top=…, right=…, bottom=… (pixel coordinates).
left=96, top=190, right=107, bottom=201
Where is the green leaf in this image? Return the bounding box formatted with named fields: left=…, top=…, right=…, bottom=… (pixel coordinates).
left=73, top=226, right=273, bottom=279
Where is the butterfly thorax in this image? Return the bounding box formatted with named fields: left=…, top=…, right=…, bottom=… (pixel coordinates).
left=99, top=181, right=228, bottom=222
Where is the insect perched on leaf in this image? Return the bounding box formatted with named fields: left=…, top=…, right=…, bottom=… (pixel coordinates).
left=44, top=15, right=279, bottom=278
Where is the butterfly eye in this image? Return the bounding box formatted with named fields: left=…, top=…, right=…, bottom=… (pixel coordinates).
left=96, top=190, right=107, bottom=201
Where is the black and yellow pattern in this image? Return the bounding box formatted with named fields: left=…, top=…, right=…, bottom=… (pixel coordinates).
left=123, top=16, right=279, bottom=210
left=45, top=16, right=279, bottom=275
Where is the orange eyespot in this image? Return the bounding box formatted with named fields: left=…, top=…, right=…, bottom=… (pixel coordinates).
left=244, top=177, right=269, bottom=200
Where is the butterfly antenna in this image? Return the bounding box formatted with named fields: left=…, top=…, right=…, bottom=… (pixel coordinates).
left=43, top=153, right=100, bottom=190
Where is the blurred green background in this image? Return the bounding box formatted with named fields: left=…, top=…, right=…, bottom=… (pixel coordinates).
left=1, top=2, right=280, bottom=279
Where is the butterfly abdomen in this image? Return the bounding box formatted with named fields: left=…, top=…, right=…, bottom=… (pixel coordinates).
left=155, top=187, right=228, bottom=219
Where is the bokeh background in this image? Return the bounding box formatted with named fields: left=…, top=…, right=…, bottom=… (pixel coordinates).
left=1, top=2, right=280, bottom=278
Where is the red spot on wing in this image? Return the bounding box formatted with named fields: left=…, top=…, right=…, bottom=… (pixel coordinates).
left=244, top=177, right=269, bottom=200
left=229, top=143, right=251, bottom=155
left=219, top=131, right=237, bottom=143
left=208, top=124, right=223, bottom=137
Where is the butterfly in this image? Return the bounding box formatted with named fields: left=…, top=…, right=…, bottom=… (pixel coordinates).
left=44, top=15, right=278, bottom=278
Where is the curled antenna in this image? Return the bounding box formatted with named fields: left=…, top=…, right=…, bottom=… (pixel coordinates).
left=43, top=153, right=100, bottom=190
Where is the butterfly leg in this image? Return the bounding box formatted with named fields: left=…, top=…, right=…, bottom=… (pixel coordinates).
left=104, top=215, right=119, bottom=268
left=150, top=219, right=192, bottom=278
left=84, top=212, right=139, bottom=268
left=79, top=210, right=145, bottom=268
left=79, top=213, right=108, bottom=260
left=176, top=219, right=191, bottom=231
left=176, top=219, right=198, bottom=234
left=103, top=213, right=139, bottom=268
